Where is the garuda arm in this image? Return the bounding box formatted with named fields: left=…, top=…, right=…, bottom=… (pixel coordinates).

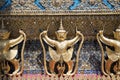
left=97, top=30, right=120, bottom=76
left=2, top=30, right=26, bottom=76
left=67, top=31, right=84, bottom=75
left=40, top=30, right=58, bottom=75
left=41, top=31, right=57, bottom=47
left=98, top=30, right=120, bottom=60
left=67, top=31, right=84, bottom=47
left=98, top=30, right=119, bottom=47
left=3, top=30, right=26, bottom=57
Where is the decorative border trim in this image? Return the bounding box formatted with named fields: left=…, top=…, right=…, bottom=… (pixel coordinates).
left=0, top=10, right=120, bottom=16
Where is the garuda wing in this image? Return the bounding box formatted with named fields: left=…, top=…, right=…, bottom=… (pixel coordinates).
left=106, top=46, right=118, bottom=62
left=62, top=47, right=74, bottom=62
left=49, top=47, right=60, bottom=62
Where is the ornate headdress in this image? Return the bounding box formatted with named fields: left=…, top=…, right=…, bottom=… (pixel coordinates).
left=56, top=19, right=66, bottom=33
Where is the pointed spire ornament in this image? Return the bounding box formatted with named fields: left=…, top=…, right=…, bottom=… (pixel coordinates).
left=57, top=18, right=66, bottom=33
left=0, top=19, right=10, bottom=39
left=0, top=19, right=9, bottom=32
left=59, top=18, right=64, bottom=30
left=2, top=19, right=4, bottom=29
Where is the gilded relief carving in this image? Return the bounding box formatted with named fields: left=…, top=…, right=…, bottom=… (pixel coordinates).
left=0, top=0, right=120, bottom=80
left=0, top=20, right=26, bottom=77
left=0, top=0, right=120, bottom=15
left=0, top=15, right=119, bottom=76
left=51, top=0, right=63, bottom=7
left=97, top=27, right=120, bottom=76
left=40, top=19, right=84, bottom=76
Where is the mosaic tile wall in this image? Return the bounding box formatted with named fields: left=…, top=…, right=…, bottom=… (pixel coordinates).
left=0, top=0, right=120, bottom=15
left=23, top=40, right=101, bottom=74
left=1, top=0, right=120, bottom=11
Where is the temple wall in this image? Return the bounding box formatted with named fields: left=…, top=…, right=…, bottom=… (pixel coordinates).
left=0, top=15, right=120, bottom=40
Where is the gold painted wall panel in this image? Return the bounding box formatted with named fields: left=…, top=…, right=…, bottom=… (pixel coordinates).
left=0, top=15, right=120, bottom=40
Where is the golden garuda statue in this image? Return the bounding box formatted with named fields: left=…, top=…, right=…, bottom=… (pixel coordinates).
left=97, top=29, right=120, bottom=76
left=0, top=20, right=26, bottom=77
left=40, top=19, right=84, bottom=76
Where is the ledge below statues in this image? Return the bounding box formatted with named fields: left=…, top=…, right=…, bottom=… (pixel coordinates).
left=1, top=74, right=120, bottom=80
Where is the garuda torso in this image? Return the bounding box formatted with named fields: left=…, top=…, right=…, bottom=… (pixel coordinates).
left=49, top=41, right=73, bottom=62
